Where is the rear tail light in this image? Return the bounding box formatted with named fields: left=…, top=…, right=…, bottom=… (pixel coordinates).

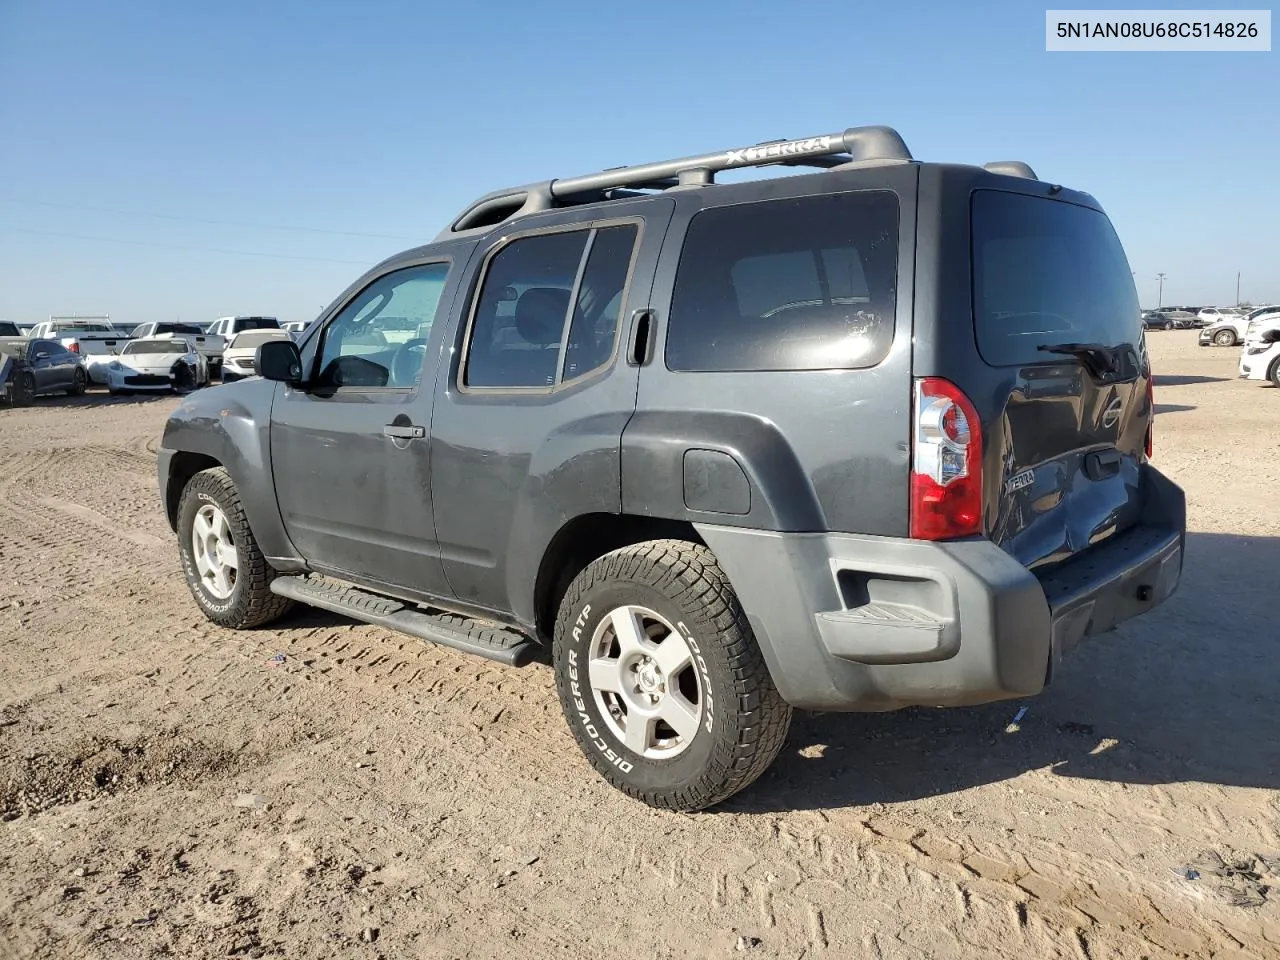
left=1145, top=375, right=1154, bottom=459
left=910, top=377, right=983, bottom=540
left=68, top=342, right=80, bottom=354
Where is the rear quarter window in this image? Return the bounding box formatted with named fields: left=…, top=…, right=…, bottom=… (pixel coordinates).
left=971, top=191, right=1140, bottom=366
left=665, top=190, right=899, bottom=372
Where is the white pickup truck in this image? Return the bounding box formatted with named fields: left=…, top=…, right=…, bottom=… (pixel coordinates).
left=26, top=317, right=133, bottom=384
left=127, top=321, right=226, bottom=375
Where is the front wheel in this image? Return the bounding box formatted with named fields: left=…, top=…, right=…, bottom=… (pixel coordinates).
left=68, top=367, right=87, bottom=396
left=176, top=467, right=293, bottom=629
left=553, top=540, right=792, bottom=811
left=1214, top=330, right=1237, bottom=346
left=1269, top=358, right=1280, bottom=388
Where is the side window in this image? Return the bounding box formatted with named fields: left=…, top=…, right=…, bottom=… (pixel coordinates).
left=464, top=223, right=639, bottom=390
left=564, top=224, right=639, bottom=381
left=665, top=191, right=900, bottom=372
left=315, top=262, right=451, bottom=390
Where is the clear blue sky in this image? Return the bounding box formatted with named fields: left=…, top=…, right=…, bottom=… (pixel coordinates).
left=0, top=0, right=1274, bottom=323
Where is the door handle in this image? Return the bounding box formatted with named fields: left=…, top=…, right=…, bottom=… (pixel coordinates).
left=383, top=424, right=425, bottom=440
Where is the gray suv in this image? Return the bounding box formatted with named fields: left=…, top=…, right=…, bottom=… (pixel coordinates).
left=156, top=125, right=1185, bottom=811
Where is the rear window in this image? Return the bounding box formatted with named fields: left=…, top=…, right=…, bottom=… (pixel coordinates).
left=665, top=191, right=899, bottom=372
left=157, top=323, right=204, bottom=335
left=236, top=317, right=280, bottom=331
left=125, top=340, right=186, bottom=355
left=971, top=191, right=1140, bottom=366
left=230, top=329, right=288, bottom=350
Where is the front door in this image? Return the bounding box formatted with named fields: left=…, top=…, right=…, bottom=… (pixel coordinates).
left=430, top=200, right=673, bottom=615
left=269, top=257, right=460, bottom=597
left=29, top=340, right=73, bottom=391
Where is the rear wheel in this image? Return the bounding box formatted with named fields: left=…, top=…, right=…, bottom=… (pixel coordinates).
left=1268, top=357, right=1280, bottom=388
left=68, top=367, right=87, bottom=396
left=553, top=540, right=792, bottom=811
left=1214, top=329, right=1237, bottom=346
left=176, top=467, right=293, bottom=629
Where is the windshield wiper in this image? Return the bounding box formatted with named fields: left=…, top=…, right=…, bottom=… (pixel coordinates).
left=1037, top=342, right=1118, bottom=378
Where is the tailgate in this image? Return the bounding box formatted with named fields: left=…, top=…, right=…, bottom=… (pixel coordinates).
left=969, top=190, right=1150, bottom=572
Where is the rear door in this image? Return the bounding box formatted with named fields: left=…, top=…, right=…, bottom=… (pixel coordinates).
left=968, top=189, right=1149, bottom=570
left=430, top=200, right=671, bottom=614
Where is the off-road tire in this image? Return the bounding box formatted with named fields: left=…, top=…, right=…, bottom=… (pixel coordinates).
left=1214, top=329, right=1237, bottom=346
left=553, top=539, right=792, bottom=811
left=10, top=372, right=36, bottom=406
left=176, top=466, right=294, bottom=629
left=68, top=367, right=87, bottom=396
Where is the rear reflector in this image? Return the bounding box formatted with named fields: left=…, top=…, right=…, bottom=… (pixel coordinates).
left=910, top=377, right=983, bottom=540
left=68, top=342, right=80, bottom=354
left=1145, top=375, right=1154, bottom=459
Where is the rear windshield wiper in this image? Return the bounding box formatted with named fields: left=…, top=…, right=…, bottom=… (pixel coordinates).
left=1037, top=342, right=1118, bottom=378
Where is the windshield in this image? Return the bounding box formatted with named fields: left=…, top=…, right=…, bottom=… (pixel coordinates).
left=124, top=340, right=186, bottom=355
left=236, top=317, right=279, bottom=331
left=971, top=191, right=1140, bottom=366
left=158, top=323, right=205, bottom=335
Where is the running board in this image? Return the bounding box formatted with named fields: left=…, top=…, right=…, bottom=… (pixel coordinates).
left=268, top=575, right=539, bottom=667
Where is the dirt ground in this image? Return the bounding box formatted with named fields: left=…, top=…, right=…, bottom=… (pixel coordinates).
left=1, top=331, right=1278, bottom=960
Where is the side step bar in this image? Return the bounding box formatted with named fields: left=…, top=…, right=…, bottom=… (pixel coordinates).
left=269, top=575, right=540, bottom=668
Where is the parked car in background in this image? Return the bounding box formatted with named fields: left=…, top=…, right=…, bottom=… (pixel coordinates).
left=220, top=328, right=292, bottom=382
left=1242, top=306, right=1280, bottom=341
left=1197, top=306, right=1244, bottom=326
left=1199, top=313, right=1251, bottom=347
left=1159, top=309, right=1200, bottom=328
left=1, top=337, right=88, bottom=405
left=128, top=321, right=226, bottom=376
left=26, top=318, right=132, bottom=382
left=207, top=316, right=281, bottom=341
left=104, top=336, right=209, bottom=395
left=1142, top=311, right=1173, bottom=331
left=281, top=319, right=313, bottom=339
left=0, top=321, right=28, bottom=352
left=1238, top=327, right=1280, bottom=387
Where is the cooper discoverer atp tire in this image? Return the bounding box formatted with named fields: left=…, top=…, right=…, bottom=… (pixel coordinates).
left=553, top=539, right=791, bottom=811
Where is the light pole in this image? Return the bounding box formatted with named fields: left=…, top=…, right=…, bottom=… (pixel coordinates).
left=1236, top=272, right=1241, bottom=306
left=1156, top=273, right=1167, bottom=308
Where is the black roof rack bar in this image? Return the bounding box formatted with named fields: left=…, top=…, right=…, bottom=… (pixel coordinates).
left=548, top=125, right=912, bottom=199
left=984, top=161, right=1039, bottom=180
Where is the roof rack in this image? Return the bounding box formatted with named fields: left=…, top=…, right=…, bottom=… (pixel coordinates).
left=440, top=125, right=916, bottom=239
left=438, top=126, right=1042, bottom=239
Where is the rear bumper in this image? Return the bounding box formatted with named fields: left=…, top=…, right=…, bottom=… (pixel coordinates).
left=695, top=465, right=1185, bottom=712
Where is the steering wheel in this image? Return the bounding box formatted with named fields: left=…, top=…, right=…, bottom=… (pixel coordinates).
left=391, top=338, right=428, bottom=386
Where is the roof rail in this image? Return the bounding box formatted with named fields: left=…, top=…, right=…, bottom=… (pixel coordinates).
left=439, top=125, right=914, bottom=239
left=983, top=161, right=1039, bottom=180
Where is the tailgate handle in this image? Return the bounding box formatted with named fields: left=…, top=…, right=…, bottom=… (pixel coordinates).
left=1084, top=449, right=1122, bottom=481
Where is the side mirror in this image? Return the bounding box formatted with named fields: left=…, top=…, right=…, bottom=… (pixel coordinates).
left=257, top=339, right=304, bottom=383
left=1261, top=328, right=1280, bottom=343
